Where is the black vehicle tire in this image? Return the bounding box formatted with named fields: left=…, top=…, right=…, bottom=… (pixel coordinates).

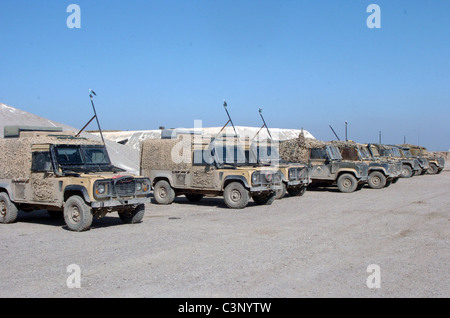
left=153, top=180, right=176, bottom=205
left=414, top=169, right=422, bottom=176
left=119, top=204, right=145, bottom=224
left=337, top=173, right=358, bottom=193
left=185, top=194, right=204, bottom=202
left=63, top=195, right=93, bottom=232
left=275, top=183, right=287, bottom=200
left=223, top=182, right=250, bottom=209
left=253, top=192, right=276, bottom=205
left=0, top=192, right=19, bottom=224
left=427, top=163, right=438, bottom=175
left=368, top=171, right=386, bottom=189
left=287, top=185, right=306, bottom=197
left=401, top=165, right=413, bottom=178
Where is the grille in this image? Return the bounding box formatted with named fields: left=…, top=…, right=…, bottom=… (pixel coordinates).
left=113, top=177, right=136, bottom=197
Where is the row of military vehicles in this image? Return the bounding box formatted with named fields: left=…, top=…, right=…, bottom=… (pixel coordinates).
left=0, top=121, right=446, bottom=232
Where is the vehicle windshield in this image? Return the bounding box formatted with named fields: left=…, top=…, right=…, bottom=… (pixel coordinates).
left=212, top=142, right=248, bottom=166
left=249, top=143, right=280, bottom=164
left=369, top=146, right=380, bottom=157
left=402, top=149, right=413, bottom=157
left=53, top=145, right=123, bottom=173
left=326, top=146, right=342, bottom=160
left=358, top=147, right=372, bottom=159
left=391, top=147, right=402, bottom=157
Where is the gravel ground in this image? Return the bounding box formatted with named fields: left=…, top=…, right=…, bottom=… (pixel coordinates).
left=1, top=166, right=449, bottom=298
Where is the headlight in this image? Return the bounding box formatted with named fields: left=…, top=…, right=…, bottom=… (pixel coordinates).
left=94, top=181, right=110, bottom=198
left=136, top=179, right=150, bottom=194
left=252, top=172, right=260, bottom=185
left=97, top=184, right=106, bottom=194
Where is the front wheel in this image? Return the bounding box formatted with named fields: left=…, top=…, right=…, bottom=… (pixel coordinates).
left=287, top=185, right=306, bottom=196
left=337, top=173, right=358, bottom=193
left=368, top=171, right=386, bottom=189
left=119, top=204, right=145, bottom=224
left=427, top=163, right=438, bottom=175
left=275, top=183, right=287, bottom=200
left=401, top=165, right=413, bottom=178
left=223, top=182, right=250, bottom=209
left=0, top=192, right=18, bottom=224
left=64, top=195, right=93, bottom=232
left=153, top=180, right=176, bottom=205
left=252, top=192, right=276, bottom=205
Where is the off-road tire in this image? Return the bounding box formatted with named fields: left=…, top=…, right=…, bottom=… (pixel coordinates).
left=368, top=171, right=387, bottom=189
left=64, top=195, right=93, bottom=232
left=287, top=185, right=306, bottom=197
left=153, top=180, right=176, bottom=205
left=337, top=173, right=358, bottom=193
left=185, top=194, right=204, bottom=202
left=401, top=165, right=413, bottom=178
left=223, top=182, right=249, bottom=209
left=0, top=192, right=18, bottom=224
left=275, top=183, right=287, bottom=200
left=119, top=204, right=145, bottom=224
left=252, top=192, right=276, bottom=205
left=427, top=163, right=438, bottom=175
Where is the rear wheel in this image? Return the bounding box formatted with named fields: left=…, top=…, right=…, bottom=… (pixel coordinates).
left=368, top=171, right=386, bottom=189
left=153, top=180, right=175, bottom=205
left=427, top=163, right=438, bottom=175
left=185, top=194, right=204, bottom=202
left=252, top=192, right=276, bottom=205
left=337, top=173, right=358, bottom=193
left=0, top=192, right=18, bottom=224
left=401, top=165, right=413, bottom=178
left=275, top=183, right=287, bottom=200
left=119, top=204, right=145, bottom=224
left=64, top=195, right=93, bottom=232
left=223, top=182, right=249, bottom=209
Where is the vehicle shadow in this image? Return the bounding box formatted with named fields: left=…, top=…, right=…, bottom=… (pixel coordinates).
left=305, top=186, right=343, bottom=193
left=17, top=210, right=126, bottom=231
left=150, top=196, right=261, bottom=209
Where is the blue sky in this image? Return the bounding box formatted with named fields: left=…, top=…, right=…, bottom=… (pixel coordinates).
left=0, top=0, right=449, bottom=150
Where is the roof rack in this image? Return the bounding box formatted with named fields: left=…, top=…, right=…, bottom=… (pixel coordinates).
left=4, top=126, right=63, bottom=138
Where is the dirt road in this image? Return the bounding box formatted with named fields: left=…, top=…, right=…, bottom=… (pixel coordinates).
left=1, top=167, right=449, bottom=298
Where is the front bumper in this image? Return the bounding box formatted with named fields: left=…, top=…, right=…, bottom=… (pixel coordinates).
left=91, top=197, right=150, bottom=209
left=250, top=184, right=282, bottom=193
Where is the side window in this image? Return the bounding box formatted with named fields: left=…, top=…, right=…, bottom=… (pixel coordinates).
left=310, top=148, right=325, bottom=159
left=32, top=152, right=53, bottom=172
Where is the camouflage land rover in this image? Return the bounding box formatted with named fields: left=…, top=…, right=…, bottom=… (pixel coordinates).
left=0, top=126, right=151, bottom=231
left=330, top=141, right=401, bottom=189
left=372, top=144, right=420, bottom=178
left=398, top=145, right=429, bottom=176
left=245, top=140, right=311, bottom=199
left=279, top=136, right=369, bottom=193
left=140, top=134, right=282, bottom=209
left=407, top=144, right=445, bottom=175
